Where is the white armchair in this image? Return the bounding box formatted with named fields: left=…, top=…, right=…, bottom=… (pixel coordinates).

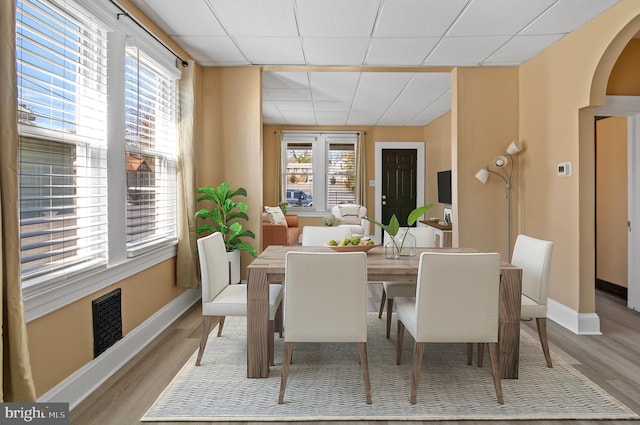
left=330, top=204, right=370, bottom=236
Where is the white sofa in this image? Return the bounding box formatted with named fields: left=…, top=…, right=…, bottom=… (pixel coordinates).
left=330, top=204, right=370, bottom=236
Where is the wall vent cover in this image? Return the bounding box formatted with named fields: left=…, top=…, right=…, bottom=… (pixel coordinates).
left=92, top=288, right=123, bottom=358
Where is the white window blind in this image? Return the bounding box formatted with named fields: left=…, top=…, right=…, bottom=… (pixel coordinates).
left=17, top=0, right=109, bottom=281
left=124, top=45, right=177, bottom=254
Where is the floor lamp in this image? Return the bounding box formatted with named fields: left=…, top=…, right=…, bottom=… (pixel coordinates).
left=474, top=140, right=523, bottom=261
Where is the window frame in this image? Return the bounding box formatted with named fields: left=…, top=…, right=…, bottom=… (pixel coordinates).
left=17, top=0, right=180, bottom=322
left=281, top=131, right=359, bottom=214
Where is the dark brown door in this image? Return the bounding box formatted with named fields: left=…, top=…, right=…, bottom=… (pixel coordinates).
left=382, top=149, right=417, bottom=241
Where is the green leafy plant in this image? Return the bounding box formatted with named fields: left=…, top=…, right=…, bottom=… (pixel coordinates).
left=195, top=183, right=258, bottom=258
left=364, top=204, right=434, bottom=256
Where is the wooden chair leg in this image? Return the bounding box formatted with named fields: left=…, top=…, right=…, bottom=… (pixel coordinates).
left=488, top=342, right=504, bottom=404
left=276, top=304, right=283, bottom=338
left=268, top=320, right=275, bottom=366
left=536, top=317, right=553, bottom=368
left=358, top=342, right=372, bottom=404
left=410, top=342, right=425, bottom=404
left=278, top=342, right=294, bottom=404
left=385, top=297, right=394, bottom=338
left=477, top=343, right=485, bottom=368
left=466, top=343, right=473, bottom=365
left=195, top=316, right=213, bottom=366
left=396, top=320, right=405, bottom=365
left=378, top=289, right=386, bottom=318
left=216, top=316, right=226, bottom=337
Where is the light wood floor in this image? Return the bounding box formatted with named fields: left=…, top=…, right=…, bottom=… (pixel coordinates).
left=70, top=287, right=640, bottom=425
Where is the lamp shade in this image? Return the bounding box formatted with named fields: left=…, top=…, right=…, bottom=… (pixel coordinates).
left=475, top=167, right=489, bottom=184
left=493, top=155, right=508, bottom=168
left=506, top=140, right=523, bottom=155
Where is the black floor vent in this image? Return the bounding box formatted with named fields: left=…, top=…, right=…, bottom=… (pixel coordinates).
left=92, top=288, right=123, bottom=358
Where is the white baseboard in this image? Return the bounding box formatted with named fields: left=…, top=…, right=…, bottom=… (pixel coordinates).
left=547, top=298, right=602, bottom=335
left=38, top=288, right=200, bottom=410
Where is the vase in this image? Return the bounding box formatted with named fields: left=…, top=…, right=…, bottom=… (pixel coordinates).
left=384, top=229, right=416, bottom=259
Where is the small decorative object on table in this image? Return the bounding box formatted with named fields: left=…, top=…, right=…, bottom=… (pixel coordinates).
left=325, top=235, right=377, bottom=252
left=364, top=204, right=433, bottom=259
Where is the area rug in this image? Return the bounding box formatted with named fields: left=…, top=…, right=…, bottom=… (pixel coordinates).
left=142, top=315, right=638, bottom=422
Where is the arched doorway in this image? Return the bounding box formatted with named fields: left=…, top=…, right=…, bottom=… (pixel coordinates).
left=582, top=17, right=640, bottom=317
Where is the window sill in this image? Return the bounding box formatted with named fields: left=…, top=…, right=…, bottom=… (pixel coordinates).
left=23, top=242, right=177, bottom=322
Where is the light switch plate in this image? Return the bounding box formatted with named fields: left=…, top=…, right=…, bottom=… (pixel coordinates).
left=368, top=180, right=376, bottom=187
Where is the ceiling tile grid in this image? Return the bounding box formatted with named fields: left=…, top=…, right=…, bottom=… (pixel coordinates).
left=130, top=0, right=621, bottom=126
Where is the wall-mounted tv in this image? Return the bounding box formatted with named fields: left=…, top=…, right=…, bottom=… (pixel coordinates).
left=437, top=170, right=452, bottom=205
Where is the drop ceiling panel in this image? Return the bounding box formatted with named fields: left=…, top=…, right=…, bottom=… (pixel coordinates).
left=296, top=0, right=380, bottom=37
left=235, top=37, right=304, bottom=64
left=373, top=0, right=468, bottom=37
left=425, top=36, right=511, bottom=66
left=173, top=36, right=247, bottom=66
left=448, top=0, right=557, bottom=36
left=522, top=0, right=620, bottom=35
left=302, top=38, right=370, bottom=65
left=133, top=0, right=225, bottom=36
left=208, top=0, right=298, bottom=37
left=365, top=38, right=439, bottom=65
left=483, top=34, right=564, bottom=65
left=129, top=0, right=622, bottom=126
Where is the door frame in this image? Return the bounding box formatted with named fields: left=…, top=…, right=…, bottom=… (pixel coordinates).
left=374, top=142, right=425, bottom=243
left=596, top=96, right=640, bottom=311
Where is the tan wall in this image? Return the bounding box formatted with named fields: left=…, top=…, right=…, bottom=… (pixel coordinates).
left=262, top=124, right=425, bottom=239
left=452, top=67, right=519, bottom=257
left=424, top=112, right=453, bottom=218
left=197, top=67, right=263, bottom=276
left=26, top=259, right=182, bottom=396
left=596, top=116, right=628, bottom=287
left=519, top=0, right=640, bottom=313
left=607, top=39, right=640, bottom=95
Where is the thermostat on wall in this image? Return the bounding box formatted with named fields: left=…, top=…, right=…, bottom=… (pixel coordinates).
left=557, top=162, right=572, bottom=176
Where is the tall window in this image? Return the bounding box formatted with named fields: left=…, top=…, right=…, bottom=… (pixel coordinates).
left=16, top=0, right=109, bottom=281
left=124, top=46, right=177, bottom=254
left=16, top=0, right=180, bottom=293
left=282, top=132, right=358, bottom=212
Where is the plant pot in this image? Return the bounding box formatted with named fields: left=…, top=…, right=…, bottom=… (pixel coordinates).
left=227, top=249, right=241, bottom=284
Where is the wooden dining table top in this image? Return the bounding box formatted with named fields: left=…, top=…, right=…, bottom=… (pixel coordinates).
left=246, top=245, right=522, bottom=379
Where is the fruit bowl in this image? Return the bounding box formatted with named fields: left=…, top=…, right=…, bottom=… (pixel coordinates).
left=324, top=243, right=378, bottom=253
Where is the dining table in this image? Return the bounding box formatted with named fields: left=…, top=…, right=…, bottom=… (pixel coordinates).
left=246, top=245, right=522, bottom=379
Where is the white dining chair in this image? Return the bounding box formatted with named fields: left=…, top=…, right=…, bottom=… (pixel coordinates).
left=300, top=225, right=352, bottom=246
left=396, top=251, right=503, bottom=405
left=195, top=232, right=283, bottom=366
left=513, top=234, right=554, bottom=367
left=378, top=226, right=436, bottom=338
left=278, top=251, right=372, bottom=404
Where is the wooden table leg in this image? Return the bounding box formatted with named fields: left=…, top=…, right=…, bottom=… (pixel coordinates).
left=499, top=267, right=522, bottom=379
left=246, top=266, right=270, bottom=378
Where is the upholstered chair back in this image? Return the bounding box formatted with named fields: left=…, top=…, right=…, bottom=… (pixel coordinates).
left=301, top=226, right=353, bottom=246
left=397, top=226, right=436, bottom=248
left=413, top=252, right=501, bottom=343
left=511, top=235, right=554, bottom=307
left=284, top=252, right=368, bottom=342
left=196, top=232, right=229, bottom=303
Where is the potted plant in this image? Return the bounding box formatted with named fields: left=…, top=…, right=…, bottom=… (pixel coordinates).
left=364, top=204, right=434, bottom=259
left=195, top=182, right=258, bottom=284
